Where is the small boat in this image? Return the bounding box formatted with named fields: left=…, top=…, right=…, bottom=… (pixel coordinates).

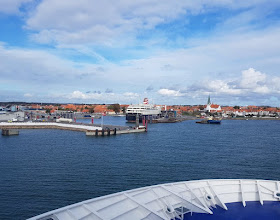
left=28, top=179, right=280, bottom=220
left=196, top=116, right=221, bottom=124
left=207, top=119, right=221, bottom=124
left=92, top=115, right=101, bottom=119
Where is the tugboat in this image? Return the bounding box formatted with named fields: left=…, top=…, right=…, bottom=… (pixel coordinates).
left=196, top=116, right=222, bottom=124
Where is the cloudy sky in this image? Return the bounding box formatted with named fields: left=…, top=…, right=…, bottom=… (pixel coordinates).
left=1, top=0, right=280, bottom=106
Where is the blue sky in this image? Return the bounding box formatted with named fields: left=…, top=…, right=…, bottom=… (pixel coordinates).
left=0, top=0, right=280, bottom=106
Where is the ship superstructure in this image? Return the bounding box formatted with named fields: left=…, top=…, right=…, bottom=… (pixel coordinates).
left=126, top=98, right=161, bottom=122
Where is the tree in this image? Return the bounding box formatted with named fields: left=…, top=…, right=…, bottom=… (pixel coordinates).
left=199, top=105, right=205, bottom=110
left=233, top=106, right=240, bottom=109
left=108, top=104, right=120, bottom=113
left=121, top=106, right=126, bottom=113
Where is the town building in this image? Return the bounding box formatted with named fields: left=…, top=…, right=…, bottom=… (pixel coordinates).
left=204, top=95, right=221, bottom=113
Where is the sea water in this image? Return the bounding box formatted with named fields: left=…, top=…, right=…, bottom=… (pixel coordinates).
left=0, top=118, right=279, bottom=219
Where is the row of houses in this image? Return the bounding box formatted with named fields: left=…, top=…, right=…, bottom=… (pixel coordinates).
left=1, top=101, right=280, bottom=119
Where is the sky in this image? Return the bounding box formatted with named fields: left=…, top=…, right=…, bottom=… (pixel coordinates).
left=0, top=0, right=280, bottom=106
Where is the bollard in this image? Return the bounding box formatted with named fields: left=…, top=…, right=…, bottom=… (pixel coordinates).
left=145, top=118, right=148, bottom=131
left=95, top=129, right=98, bottom=136
left=114, top=128, right=117, bottom=135
left=136, top=114, right=139, bottom=127
left=142, top=116, right=145, bottom=126
left=102, top=129, right=104, bottom=136
left=107, top=128, right=110, bottom=136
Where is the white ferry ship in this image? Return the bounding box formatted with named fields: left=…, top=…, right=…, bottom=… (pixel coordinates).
left=126, top=98, right=161, bottom=122
left=28, top=179, right=280, bottom=220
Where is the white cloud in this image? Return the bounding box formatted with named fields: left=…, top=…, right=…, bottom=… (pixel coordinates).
left=23, top=93, right=33, bottom=97
left=155, top=68, right=280, bottom=104
left=204, top=80, right=243, bottom=95
left=123, top=92, right=139, bottom=98
left=158, top=89, right=183, bottom=97
left=0, top=0, right=33, bottom=14
left=70, top=91, right=91, bottom=99
left=187, top=68, right=280, bottom=98
left=25, top=0, right=277, bottom=46
left=0, top=43, right=111, bottom=92
left=1, top=0, right=280, bottom=106
left=240, top=68, right=266, bottom=89
left=61, top=90, right=140, bottom=103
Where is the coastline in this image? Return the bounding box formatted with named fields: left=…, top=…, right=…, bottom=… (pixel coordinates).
left=223, top=117, right=280, bottom=120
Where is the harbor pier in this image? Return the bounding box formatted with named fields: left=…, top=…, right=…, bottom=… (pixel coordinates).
left=2, top=129, right=19, bottom=136
left=0, top=122, right=146, bottom=136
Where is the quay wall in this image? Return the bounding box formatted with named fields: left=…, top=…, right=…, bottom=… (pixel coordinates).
left=0, top=122, right=102, bottom=132
left=0, top=122, right=146, bottom=136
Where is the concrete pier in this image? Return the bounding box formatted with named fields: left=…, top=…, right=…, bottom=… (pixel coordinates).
left=2, top=129, right=19, bottom=136
left=0, top=122, right=146, bottom=136
left=85, top=126, right=146, bottom=136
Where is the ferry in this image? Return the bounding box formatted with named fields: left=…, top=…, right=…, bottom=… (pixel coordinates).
left=126, top=98, right=161, bottom=122
left=28, top=179, right=280, bottom=220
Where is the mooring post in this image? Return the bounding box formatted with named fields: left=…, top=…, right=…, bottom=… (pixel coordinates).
left=102, top=129, right=104, bottom=136
left=145, top=119, right=148, bottom=131
left=114, top=128, right=117, bottom=135
left=95, top=129, right=98, bottom=136
left=107, top=128, right=110, bottom=136
left=136, top=114, right=139, bottom=127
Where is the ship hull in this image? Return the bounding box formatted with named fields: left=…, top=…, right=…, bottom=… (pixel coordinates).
left=207, top=120, right=221, bottom=124
left=126, top=113, right=160, bottom=122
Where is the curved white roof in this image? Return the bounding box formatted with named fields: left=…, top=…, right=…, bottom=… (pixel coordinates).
left=27, top=179, right=280, bottom=220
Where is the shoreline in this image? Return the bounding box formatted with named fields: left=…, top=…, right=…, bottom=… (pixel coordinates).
left=223, top=117, right=280, bottom=120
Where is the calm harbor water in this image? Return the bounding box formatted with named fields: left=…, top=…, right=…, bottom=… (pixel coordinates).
left=0, top=118, right=279, bottom=219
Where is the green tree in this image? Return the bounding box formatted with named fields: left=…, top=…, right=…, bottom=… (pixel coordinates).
left=121, top=106, right=126, bottom=113
left=108, top=104, right=120, bottom=113
left=199, top=105, right=205, bottom=110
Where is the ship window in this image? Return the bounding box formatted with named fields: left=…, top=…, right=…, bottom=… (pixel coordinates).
left=206, top=195, right=212, bottom=200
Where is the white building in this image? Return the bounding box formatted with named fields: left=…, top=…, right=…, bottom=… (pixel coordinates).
left=0, top=112, right=24, bottom=122
left=204, top=95, right=221, bottom=113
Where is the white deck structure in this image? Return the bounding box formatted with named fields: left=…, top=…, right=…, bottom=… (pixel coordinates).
left=27, top=179, right=280, bottom=220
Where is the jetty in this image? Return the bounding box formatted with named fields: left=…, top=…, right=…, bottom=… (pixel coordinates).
left=0, top=122, right=146, bottom=136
